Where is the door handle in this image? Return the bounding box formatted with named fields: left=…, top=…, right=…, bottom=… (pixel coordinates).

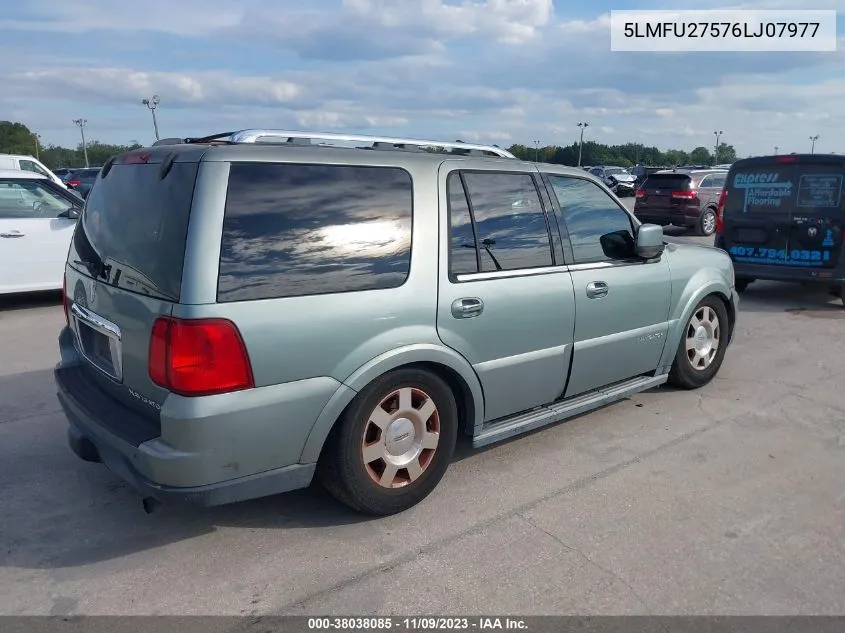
left=0, top=231, right=25, bottom=238
left=451, top=297, right=484, bottom=319
left=586, top=281, right=608, bottom=299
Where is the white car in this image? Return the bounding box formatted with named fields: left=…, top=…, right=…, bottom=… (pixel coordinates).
left=0, top=170, right=82, bottom=295
left=0, top=153, right=70, bottom=189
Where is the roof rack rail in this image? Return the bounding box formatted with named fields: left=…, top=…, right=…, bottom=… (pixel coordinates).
left=224, top=129, right=516, bottom=158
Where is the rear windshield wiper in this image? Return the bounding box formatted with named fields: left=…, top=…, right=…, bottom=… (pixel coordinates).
left=74, top=259, right=111, bottom=281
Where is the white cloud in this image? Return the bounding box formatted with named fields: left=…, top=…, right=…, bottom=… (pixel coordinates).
left=0, top=0, right=842, bottom=156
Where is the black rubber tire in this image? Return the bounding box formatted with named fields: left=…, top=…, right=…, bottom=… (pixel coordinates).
left=735, top=278, right=753, bottom=293
left=317, top=368, right=458, bottom=516
left=668, top=295, right=730, bottom=390
left=697, top=208, right=717, bottom=236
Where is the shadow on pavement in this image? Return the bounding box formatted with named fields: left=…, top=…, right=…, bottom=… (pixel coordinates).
left=0, top=290, right=62, bottom=313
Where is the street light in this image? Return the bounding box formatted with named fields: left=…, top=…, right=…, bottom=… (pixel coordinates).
left=713, top=130, right=723, bottom=163
left=533, top=139, right=540, bottom=162
left=774, top=145, right=779, bottom=155
left=809, top=135, right=819, bottom=154
left=577, top=122, right=589, bottom=167
left=142, top=94, right=161, bottom=141
left=33, top=133, right=41, bottom=161
left=73, top=118, right=89, bottom=167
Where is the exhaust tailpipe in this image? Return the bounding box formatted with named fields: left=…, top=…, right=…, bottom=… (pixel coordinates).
left=142, top=497, right=162, bottom=514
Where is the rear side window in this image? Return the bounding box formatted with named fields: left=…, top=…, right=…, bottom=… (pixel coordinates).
left=699, top=173, right=727, bottom=189
left=448, top=171, right=553, bottom=275
left=73, top=162, right=199, bottom=301
left=218, top=163, right=413, bottom=302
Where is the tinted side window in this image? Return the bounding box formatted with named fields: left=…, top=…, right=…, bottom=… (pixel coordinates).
left=447, top=173, right=478, bottom=276
left=218, top=163, right=413, bottom=302
left=710, top=173, right=727, bottom=188
left=462, top=172, right=553, bottom=272
left=549, top=176, right=636, bottom=264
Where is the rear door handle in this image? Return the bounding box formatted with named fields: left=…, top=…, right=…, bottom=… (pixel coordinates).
left=586, top=281, right=608, bottom=298
left=451, top=297, right=484, bottom=319
left=0, top=231, right=25, bottom=238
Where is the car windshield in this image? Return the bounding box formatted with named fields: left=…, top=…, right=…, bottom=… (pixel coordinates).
left=605, top=168, right=628, bottom=175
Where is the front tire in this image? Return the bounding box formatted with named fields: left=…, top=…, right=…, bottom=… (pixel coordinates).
left=317, top=368, right=458, bottom=515
left=668, top=295, right=730, bottom=390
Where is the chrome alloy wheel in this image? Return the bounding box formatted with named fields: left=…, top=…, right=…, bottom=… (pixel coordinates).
left=702, top=211, right=716, bottom=235
left=685, top=305, right=720, bottom=370
left=361, top=387, right=441, bottom=488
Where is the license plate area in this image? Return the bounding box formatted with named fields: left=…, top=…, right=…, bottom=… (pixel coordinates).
left=732, top=227, right=769, bottom=244
left=70, top=304, right=123, bottom=382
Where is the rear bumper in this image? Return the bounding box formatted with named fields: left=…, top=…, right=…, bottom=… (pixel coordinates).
left=54, top=326, right=327, bottom=507
left=635, top=205, right=701, bottom=227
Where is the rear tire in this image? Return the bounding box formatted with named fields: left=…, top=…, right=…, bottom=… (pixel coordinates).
left=735, top=278, right=752, bottom=293
left=697, top=209, right=717, bottom=236
left=317, top=368, right=458, bottom=516
left=668, top=295, right=730, bottom=390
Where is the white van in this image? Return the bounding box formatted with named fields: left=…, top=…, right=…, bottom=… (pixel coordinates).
left=0, top=154, right=68, bottom=188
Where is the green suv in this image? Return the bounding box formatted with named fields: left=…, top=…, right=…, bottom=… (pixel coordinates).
left=54, top=129, right=739, bottom=515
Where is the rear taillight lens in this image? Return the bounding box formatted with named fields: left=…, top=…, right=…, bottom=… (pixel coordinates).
left=66, top=180, right=81, bottom=187
left=777, top=155, right=796, bottom=163
left=715, top=188, right=727, bottom=235
left=671, top=190, right=697, bottom=199
left=148, top=317, right=254, bottom=397
left=635, top=188, right=646, bottom=198
left=62, top=272, right=69, bottom=326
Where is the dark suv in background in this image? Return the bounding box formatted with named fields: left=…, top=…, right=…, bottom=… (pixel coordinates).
left=715, top=153, right=844, bottom=303
left=634, top=169, right=727, bottom=236
left=64, top=168, right=100, bottom=199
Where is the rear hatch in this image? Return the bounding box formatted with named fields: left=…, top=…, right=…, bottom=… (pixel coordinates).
left=634, top=172, right=694, bottom=220
left=63, top=148, right=201, bottom=439
left=719, top=155, right=844, bottom=270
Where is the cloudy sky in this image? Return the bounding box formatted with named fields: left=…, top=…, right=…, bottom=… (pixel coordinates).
left=1, top=0, right=843, bottom=156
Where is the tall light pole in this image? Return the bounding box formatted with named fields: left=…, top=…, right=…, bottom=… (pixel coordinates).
left=713, top=130, right=723, bottom=163
left=810, top=135, right=819, bottom=154
left=577, top=122, right=589, bottom=167
left=33, top=133, right=41, bottom=160
left=73, top=118, right=89, bottom=167
left=533, top=139, right=540, bottom=162
left=774, top=145, right=779, bottom=155
left=142, top=94, right=161, bottom=141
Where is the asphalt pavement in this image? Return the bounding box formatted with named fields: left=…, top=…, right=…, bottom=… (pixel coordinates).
left=1, top=204, right=844, bottom=615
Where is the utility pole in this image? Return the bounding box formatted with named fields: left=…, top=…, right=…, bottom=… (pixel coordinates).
left=33, top=133, right=40, bottom=160
left=713, top=130, right=723, bottom=163
left=533, top=140, right=540, bottom=162
left=774, top=145, right=779, bottom=155
left=142, top=94, right=161, bottom=141
left=73, top=118, right=89, bottom=167
left=577, top=122, right=589, bottom=167
left=809, top=135, right=819, bottom=154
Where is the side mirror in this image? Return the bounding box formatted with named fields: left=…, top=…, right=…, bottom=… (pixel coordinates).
left=58, top=208, right=80, bottom=220
left=635, top=223, right=665, bottom=260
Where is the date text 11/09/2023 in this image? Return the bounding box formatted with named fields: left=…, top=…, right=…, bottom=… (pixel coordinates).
left=307, top=617, right=528, bottom=631
left=729, top=245, right=831, bottom=267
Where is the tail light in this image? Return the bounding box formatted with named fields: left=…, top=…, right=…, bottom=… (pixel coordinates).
left=671, top=190, right=697, bottom=199
left=148, top=317, right=254, bottom=397
left=66, top=180, right=81, bottom=187
left=62, top=272, right=69, bottom=326
left=635, top=188, right=646, bottom=198
left=715, top=188, right=727, bottom=235
left=777, top=155, right=797, bottom=163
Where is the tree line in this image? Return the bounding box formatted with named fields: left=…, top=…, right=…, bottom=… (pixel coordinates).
left=0, top=121, right=141, bottom=169
left=506, top=140, right=737, bottom=168
left=1, top=119, right=739, bottom=170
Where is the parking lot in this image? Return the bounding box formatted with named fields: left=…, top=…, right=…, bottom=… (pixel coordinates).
left=2, top=197, right=844, bottom=616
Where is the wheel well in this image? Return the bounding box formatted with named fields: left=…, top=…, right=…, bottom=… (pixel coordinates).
left=710, top=291, right=735, bottom=341
left=405, top=361, right=477, bottom=436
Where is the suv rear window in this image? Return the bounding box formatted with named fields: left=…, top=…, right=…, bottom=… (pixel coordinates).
left=642, top=174, right=691, bottom=190
left=217, top=163, right=413, bottom=302
left=71, top=161, right=199, bottom=301
left=725, top=162, right=844, bottom=218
